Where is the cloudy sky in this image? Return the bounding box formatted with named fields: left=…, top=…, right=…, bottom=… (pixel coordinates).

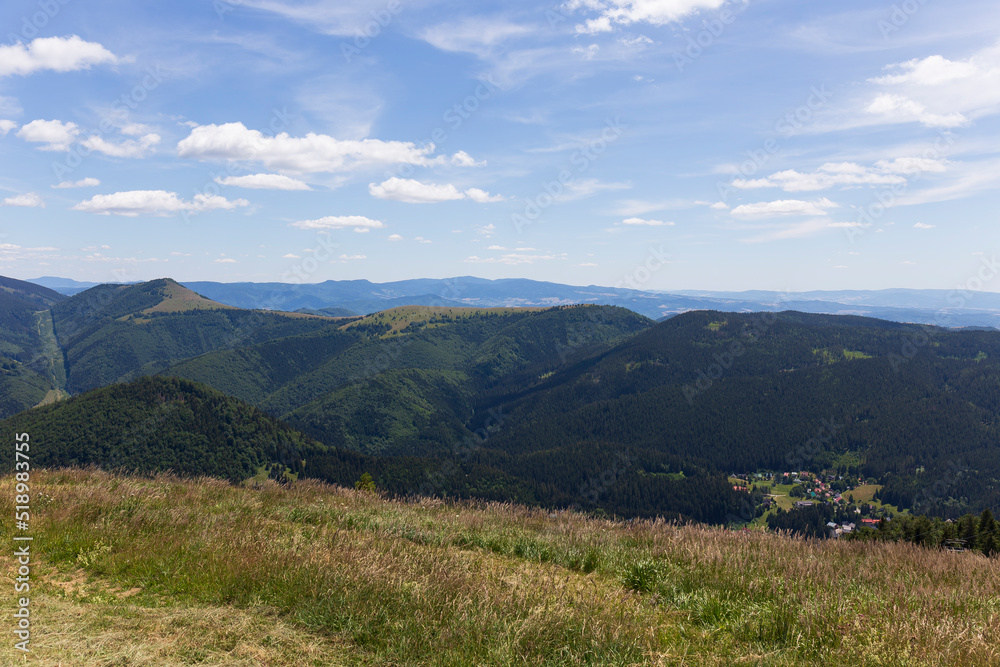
left=1, top=0, right=999, bottom=291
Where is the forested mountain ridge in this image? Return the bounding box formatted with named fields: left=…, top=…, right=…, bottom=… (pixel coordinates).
left=169, top=304, right=653, bottom=456
left=50, top=278, right=342, bottom=394
left=466, top=310, right=1000, bottom=517
left=0, top=376, right=327, bottom=481
left=6, top=274, right=1000, bottom=522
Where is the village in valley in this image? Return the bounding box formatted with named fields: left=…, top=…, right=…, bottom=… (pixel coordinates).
left=730, top=470, right=902, bottom=536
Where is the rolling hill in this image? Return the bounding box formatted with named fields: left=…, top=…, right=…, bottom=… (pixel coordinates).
left=50, top=278, right=343, bottom=393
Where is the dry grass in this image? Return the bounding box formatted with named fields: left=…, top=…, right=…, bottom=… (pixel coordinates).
left=3, top=469, right=1000, bottom=666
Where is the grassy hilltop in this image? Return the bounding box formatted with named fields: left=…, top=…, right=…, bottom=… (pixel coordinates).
left=3, top=469, right=999, bottom=666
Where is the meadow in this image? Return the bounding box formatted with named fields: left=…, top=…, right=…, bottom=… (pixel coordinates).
left=2, top=469, right=999, bottom=666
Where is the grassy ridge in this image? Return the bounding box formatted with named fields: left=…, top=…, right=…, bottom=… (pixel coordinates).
left=3, top=469, right=1000, bottom=665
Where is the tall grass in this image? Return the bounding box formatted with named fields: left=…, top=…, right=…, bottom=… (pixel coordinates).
left=3, top=468, right=1000, bottom=665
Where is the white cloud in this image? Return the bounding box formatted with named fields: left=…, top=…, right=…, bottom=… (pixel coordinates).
left=465, top=187, right=505, bottom=203
left=290, top=215, right=384, bottom=232
left=709, top=201, right=729, bottom=210
left=2, top=193, right=44, bottom=208
left=870, top=54, right=979, bottom=87
left=72, top=190, right=249, bottom=216
left=339, top=254, right=366, bottom=260
left=215, top=258, right=237, bottom=264
left=369, top=177, right=504, bottom=203
left=558, top=178, right=631, bottom=202
left=464, top=252, right=566, bottom=265
left=415, top=236, right=431, bottom=244
left=741, top=219, right=833, bottom=243
left=0, top=120, right=16, bottom=136
left=0, top=36, right=122, bottom=78
left=421, top=17, right=535, bottom=58
left=875, top=157, right=949, bottom=175
left=237, top=0, right=407, bottom=36
left=731, top=159, right=950, bottom=192
left=17, top=119, right=79, bottom=151
left=81, top=133, right=161, bottom=158
left=865, top=93, right=967, bottom=129
left=913, top=222, right=934, bottom=229
left=177, top=122, right=470, bottom=174
left=387, top=234, right=403, bottom=241
left=451, top=150, right=485, bottom=167
left=282, top=253, right=301, bottom=258
left=730, top=198, right=837, bottom=218
left=567, top=0, right=729, bottom=34
left=53, top=177, right=100, bottom=189
left=215, top=173, right=312, bottom=190
left=619, top=217, right=673, bottom=226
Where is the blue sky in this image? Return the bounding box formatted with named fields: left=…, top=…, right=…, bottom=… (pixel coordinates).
left=1, top=0, right=999, bottom=291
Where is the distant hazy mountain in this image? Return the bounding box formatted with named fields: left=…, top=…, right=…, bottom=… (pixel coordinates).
left=27, top=276, right=1000, bottom=328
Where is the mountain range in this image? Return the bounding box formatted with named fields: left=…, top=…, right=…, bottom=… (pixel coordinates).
left=26, top=275, right=1000, bottom=328
left=4, top=273, right=1000, bottom=522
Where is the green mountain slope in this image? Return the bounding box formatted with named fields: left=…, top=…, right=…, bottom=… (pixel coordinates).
left=468, top=310, right=1000, bottom=517
left=170, top=305, right=652, bottom=456
left=1, top=376, right=323, bottom=481
left=51, top=279, right=340, bottom=393
left=0, top=276, right=68, bottom=417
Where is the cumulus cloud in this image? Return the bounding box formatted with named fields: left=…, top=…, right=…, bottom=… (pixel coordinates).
left=567, top=0, right=729, bottom=33
left=53, top=177, right=101, bottom=189
left=2, top=193, right=44, bottom=208
left=730, top=198, right=837, bottom=218
left=215, top=173, right=312, bottom=190
left=870, top=54, right=979, bottom=87
left=369, top=177, right=504, bottom=203
left=177, top=122, right=477, bottom=174
left=81, top=133, right=161, bottom=158
left=0, top=36, right=122, bottom=78
left=17, top=119, right=79, bottom=151
left=913, top=222, right=935, bottom=229
left=387, top=234, right=403, bottom=241
left=215, top=258, right=237, bottom=264
left=865, top=93, right=967, bottom=128
left=72, top=190, right=249, bottom=216
left=0, top=120, right=16, bottom=136
left=290, top=215, right=384, bottom=232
